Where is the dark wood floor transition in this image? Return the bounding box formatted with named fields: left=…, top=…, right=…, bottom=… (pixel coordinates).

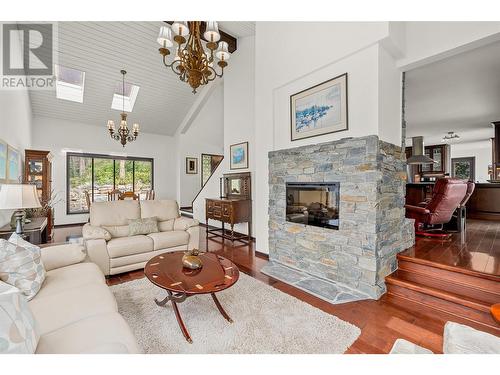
left=53, top=219, right=500, bottom=354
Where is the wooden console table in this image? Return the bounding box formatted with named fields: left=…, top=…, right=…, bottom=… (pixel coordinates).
left=0, top=217, right=48, bottom=244
left=205, top=172, right=252, bottom=244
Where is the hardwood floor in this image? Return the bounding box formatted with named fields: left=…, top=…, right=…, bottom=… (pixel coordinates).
left=52, top=220, right=500, bottom=354
left=401, top=219, right=500, bottom=276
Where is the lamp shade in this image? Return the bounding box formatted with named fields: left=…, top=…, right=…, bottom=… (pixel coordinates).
left=0, top=184, right=42, bottom=210
left=157, top=25, right=173, bottom=48
left=215, top=41, right=230, bottom=61
left=171, top=21, right=190, bottom=37
left=203, top=21, right=220, bottom=42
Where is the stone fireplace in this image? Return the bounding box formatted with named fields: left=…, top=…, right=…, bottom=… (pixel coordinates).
left=262, top=135, right=415, bottom=301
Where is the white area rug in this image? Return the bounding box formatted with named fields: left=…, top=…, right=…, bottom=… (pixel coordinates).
left=110, top=273, right=361, bottom=353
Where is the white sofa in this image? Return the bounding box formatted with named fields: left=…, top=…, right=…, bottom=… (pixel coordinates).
left=83, top=200, right=199, bottom=276
left=28, top=244, right=139, bottom=353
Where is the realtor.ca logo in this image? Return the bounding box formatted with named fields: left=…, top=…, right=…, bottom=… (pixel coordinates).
left=1, top=22, right=57, bottom=90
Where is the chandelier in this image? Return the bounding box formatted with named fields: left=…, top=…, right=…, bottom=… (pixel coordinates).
left=441, top=131, right=460, bottom=142
left=107, top=70, right=140, bottom=147
left=156, top=21, right=231, bottom=93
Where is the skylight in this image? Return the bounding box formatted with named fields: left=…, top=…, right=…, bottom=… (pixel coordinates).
left=111, top=80, right=140, bottom=112
left=55, top=65, right=85, bottom=103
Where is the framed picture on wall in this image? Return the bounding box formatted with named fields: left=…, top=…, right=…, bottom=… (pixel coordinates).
left=186, top=157, right=198, bottom=174
left=7, top=145, right=20, bottom=183
left=0, top=139, right=7, bottom=183
left=230, top=141, right=249, bottom=170
left=290, top=73, right=348, bottom=141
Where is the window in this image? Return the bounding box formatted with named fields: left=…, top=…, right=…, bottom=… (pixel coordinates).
left=66, top=153, right=153, bottom=214
left=111, top=81, right=140, bottom=112
left=55, top=65, right=85, bottom=103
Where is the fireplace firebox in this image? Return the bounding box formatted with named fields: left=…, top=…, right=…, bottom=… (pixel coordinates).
left=285, top=182, right=339, bottom=229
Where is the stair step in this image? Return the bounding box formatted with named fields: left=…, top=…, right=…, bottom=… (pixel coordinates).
left=386, top=276, right=500, bottom=336
left=394, top=268, right=500, bottom=306
left=397, top=254, right=500, bottom=294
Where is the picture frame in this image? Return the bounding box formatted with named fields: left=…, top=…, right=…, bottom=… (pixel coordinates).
left=7, top=145, right=20, bottom=183
left=290, top=73, right=348, bottom=141
left=185, top=157, right=198, bottom=174
left=230, top=141, right=249, bottom=170
left=0, top=139, right=7, bottom=183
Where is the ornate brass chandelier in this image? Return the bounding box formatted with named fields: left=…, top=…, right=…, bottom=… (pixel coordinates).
left=107, top=70, right=140, bottom=147
left=156, top=21, right=231, bottom=93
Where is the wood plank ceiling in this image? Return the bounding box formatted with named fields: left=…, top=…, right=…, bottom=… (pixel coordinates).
left=29, top=21, right=255, bottom=136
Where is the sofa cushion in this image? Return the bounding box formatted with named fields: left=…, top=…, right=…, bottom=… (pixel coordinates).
left=29, top=282, right=117, bottom=336
left=34, top=263, right=104, bottom=300
left=128, top=217, right=159, bottom=236
left=0, top=281, right=39, bottom=354
left=35, top=312, right=140, bottom=354
left=0, top=237, right=46, bottom=301
left=40, top=244, right=86, bottom=272
left=107, top=235, right=154, bottom=258
left=140, top=200, right=179, bottom=221
left=102, top=225, right=130, bottom=238
left=443, top=321, right=500, bottom=354
left=158, top=219, right=175, bottom=232
left=90, top=200, right=140, bottom=227
left=147, top=231, right=189, bottom=251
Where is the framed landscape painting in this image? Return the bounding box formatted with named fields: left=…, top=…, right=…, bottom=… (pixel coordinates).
left=7, top=145, right=20, bottom=182
left=186, top=157, right=198, bottom=174
left=0, top=139, right=7, bottom=182
left=230, top=141, right=248, bottom=170
left=290, top=73, right=348, bottom=141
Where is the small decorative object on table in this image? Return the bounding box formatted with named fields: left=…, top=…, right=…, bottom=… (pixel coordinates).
left=181, top=249, right=203, bottom=270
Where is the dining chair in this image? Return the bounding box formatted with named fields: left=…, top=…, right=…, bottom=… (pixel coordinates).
left=108, top=189, right=121, bottom=201
left=119, top=191, right=139, bottom=200
left=144, top=190, right=155, bottom=200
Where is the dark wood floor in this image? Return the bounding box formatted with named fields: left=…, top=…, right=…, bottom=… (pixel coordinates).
left=401, top=219, right=499, bottom=276
left=52, top=219, right=500, bottom=354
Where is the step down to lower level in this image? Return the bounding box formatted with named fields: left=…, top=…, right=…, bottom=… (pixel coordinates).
left=180, top=207, right=193, bottom=218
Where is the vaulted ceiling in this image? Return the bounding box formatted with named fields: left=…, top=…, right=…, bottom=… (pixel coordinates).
left=29, top=21, right=255, bottom=136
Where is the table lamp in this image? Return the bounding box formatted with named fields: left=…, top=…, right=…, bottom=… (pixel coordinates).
left=0, top=184, right=42, bottom=234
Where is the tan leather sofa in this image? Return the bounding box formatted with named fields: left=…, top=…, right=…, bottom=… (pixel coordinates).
left=83, top=199, right=199, bottom=276
left=30, top=244, right=139, bottom=353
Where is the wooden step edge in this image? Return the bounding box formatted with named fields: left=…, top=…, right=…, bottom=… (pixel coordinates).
left=395, top=265, right=500, bottom=297
left=386, top=291, right=500, bottom=336
left=385, top=275, right=493, bottom=313
left=397, top=254, right=500, bottom=283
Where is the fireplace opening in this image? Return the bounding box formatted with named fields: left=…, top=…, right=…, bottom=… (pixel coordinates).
left=286, top=182, right=339, bottom=229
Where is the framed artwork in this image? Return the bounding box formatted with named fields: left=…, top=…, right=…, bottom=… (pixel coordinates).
left=452, top=157, right=475, bottom=182
left=186, top=157, right=198, bottom=174
left=230, top=141, right=249, bottom=170
left=7, top=145, right=20, bottom=183
left=290, top=73, right=348, bottom=141
left=0, top=139, right=7, bottom=182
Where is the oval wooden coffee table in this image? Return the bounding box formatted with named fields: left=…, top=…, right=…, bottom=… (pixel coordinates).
left=144, top=251, right=240, bottom=343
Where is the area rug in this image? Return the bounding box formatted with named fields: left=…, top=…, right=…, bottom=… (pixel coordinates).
left=110, top=273, right=361, bottom=354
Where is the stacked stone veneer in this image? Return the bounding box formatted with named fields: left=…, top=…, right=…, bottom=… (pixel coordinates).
left=268, top=135, right=415, bottom=299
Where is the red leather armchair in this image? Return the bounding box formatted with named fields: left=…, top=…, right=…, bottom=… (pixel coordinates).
left=405, top=178, right=469, bottom=238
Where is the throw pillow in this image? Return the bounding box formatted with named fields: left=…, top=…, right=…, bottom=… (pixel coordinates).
left=0, top=234, right=46, bottom=301
left=0, top=281, right=39, bottom=354
left=82, top=223, right=112, bottom=241
left=128, top=217, right=159, bottom=236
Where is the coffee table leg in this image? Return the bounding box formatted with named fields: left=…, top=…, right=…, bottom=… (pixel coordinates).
left=168, top=291, right=193, bottom=344
left=211, top=293, right=233, bottom=323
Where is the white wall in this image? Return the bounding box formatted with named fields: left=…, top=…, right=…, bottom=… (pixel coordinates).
left=0, top=26, right=33, bottom=227
left=178, top=84, right=224, bottom=207
left=254, top=22, right=398, bottom=253
left=31, top=116, right=177, bottom=225
left=450, top=140, right=492, bottom=183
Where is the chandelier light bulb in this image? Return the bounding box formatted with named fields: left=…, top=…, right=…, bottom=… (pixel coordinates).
left=107, top=120, right=115, bottom=130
